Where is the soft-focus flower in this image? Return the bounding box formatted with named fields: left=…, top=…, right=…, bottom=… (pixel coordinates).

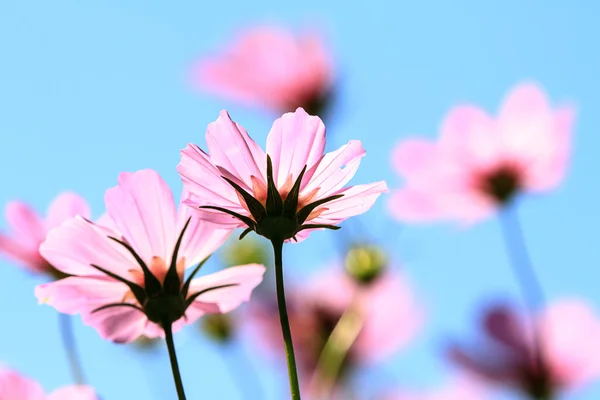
left=192, top=26, right=334, bottom=117
left=0, top=193, right=89, bottom=276
left=381, top=377, right=487, bottom=400
left=35, top=169, right=265, bottom=343
left=249, top=265, right=422, bottom=383
left=178, top=107, right=387, bottom=243
left=0, top=366, right=97, bottom=400
left=388, top=82, right=575, bottom=224
left=448, top=299, right=600, bottom=398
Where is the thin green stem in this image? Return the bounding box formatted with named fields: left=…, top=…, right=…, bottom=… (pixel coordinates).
left=58, top=313, right=86, bottom=385
left=271, top=239, right=302, bottom=399
left=310, top=294, right=364, bottom=399
left=163, top=322, right=187, bottom=400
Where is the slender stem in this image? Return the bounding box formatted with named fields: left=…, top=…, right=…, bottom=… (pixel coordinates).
left=310, top=294, right=365, bottom=399
left=163, top=322, right=187, bottom=400
left=271, top=239, right=302, bottom=400
left=58, top=313, right=86, bottom=385
left=499, top=205, right=551, bottom=399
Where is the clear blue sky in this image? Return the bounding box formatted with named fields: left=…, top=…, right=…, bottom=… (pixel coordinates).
left=1, top=1, right=599, bottom=399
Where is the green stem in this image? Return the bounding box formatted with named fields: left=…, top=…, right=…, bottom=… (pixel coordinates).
left=58, top=313, right=86, bottom=385
left=164, top=322, right=187, bottom=400
left=271, top=239, right=302, bottom=399
left=310, top=295, right=364, bottom=398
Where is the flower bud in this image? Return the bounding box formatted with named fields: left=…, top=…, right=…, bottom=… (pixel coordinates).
left=221, top=236, right=270, bottom=268
left=201, top=313, right=234, bottom=343
left=344, top=244, right=387, bottom=285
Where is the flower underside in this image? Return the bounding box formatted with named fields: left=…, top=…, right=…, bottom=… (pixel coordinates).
left=87, top=218, right=237, bottom=326
left=201, top=156, right=344, bottom=242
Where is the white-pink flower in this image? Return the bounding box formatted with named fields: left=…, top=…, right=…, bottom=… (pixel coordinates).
left=0, top=193, right=90, bottom=275
left=388, top=82, right=575, bottom=224
left=35, top=169, right=265, bottom=343
left=178, top=107, right=387, bottom=243
left=0, top=366, right=97, bottom=400
left=193, top=26, right=334, bottom=115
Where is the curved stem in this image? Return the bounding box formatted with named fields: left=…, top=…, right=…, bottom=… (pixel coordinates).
left=499, top=205, right=550, bottom=397
left=58, top=313, right=86, bottom=385
left=163, top=322, right=187, bottom=400
left=271, top=239, right=302, bottom=399
left=310, top=294, right=364, bottom=399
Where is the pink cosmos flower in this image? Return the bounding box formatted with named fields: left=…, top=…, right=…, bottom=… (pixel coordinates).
left=193, top=26, right=334, bottom=116
left=388, top=82, right=575, bottom=224
left=248, top=266, right=422, bottom=383
left=0, top=193, right=90, bottom=276
left=178, top=107, right=387, bottom=243
left=448, top=299, right=600, bottom=398
left=381, top=377, right=487, bottom=400
left=35, top=169, right=266, bottom=343
left=0, top=366, right=97, bottom=400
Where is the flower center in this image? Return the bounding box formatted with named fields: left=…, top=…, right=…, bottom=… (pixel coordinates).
left=478, top=163, right=523, bottom=204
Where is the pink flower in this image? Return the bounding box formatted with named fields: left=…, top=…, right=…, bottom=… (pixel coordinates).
left=178, top=108, right=387, bottom=243
left=0, top=193, right=90, bottom=275
left=193, top=26, right=334, bottom=116
left=0, top=366, right=97, bottom=400
left=388, top=82, right=575, bottom=224
left=35, top=169, right=266, bottom=343
left=248, top=266, right=422, bottom=381
left=448, top=299, right=600, bottom=398
left=381, top=377, right=487, bottom=400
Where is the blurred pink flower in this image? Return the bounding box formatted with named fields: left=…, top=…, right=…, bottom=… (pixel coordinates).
left=0, top=193, right=89, bottom=275
left=388, top=82, right=575, bottom=224
left=381, top=377, right=487, bottom=400
left=449, top=299, right=600, bottom=398
left=35, top=169, right=265, bottom=343
left=0, top=366, right=97, bottom=399
left=192, top=26, right=334, bottom=116
left=248, top=266, right=422, bottom=384
left=178, top=107, right=387, bottom=243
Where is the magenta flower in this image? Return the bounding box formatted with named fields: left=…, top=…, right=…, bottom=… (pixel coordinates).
left=0, top=366, right=97, bottom=400
left=0, top=193, right=90, bottom=276
left=382, top=377, right=487, bottom=400
left=388, top=82, right=575, bottom=224
left=192, top=26, right=334, bottom=116
left=35, top=169, right=265, bottom=344
left=178, top=107, right=387, bottom=243
left=448, top=299, right=600, bottom=398
left=249, top=266, right=422, bottom=385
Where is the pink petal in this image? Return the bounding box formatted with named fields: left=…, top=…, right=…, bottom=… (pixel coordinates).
left=266, top=108, right=326, bottom=187
left=178, top=144, right=246, bottom=210
left=205, top=110, right=266, bottom=188
left=45, top=192, right=91, bottom=230
left=498, top=82, right=550, bottom=122
left=185, top=264, right=266, bottom=323
left=85, top=305, right=147, bottom=343
left=40, top=216, right=134, bottom=277
left=390, top=139, right=438, bottom=178
left=439, top=105, right=498, bottom=169
left=176, top=204, right=232, bottom=267
left=387, top=189, right=446, bottom=222
left=4, top=201, right=46, bottom=248
left=301, top=140, right=366, bottom=196
left=48, top=386, right=98, bottom=400
left=0, top=233, right=47, bottom=273
left=104, top=170, right=177, bottom=263
left=0, top=367, right=45, bottom=400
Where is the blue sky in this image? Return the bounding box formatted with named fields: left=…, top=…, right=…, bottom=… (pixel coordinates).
left=1, top=1, right=599, bottom=399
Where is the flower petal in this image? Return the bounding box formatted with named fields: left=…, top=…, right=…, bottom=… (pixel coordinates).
left=45, top=192, right=91, bottom=230
left=104, top=170, right=177, bottom=263
left=266, top=108, right=326, bottom=187
left=0, top=367, right=45, bottom=400
left=4, top=201, right=45, bottom=248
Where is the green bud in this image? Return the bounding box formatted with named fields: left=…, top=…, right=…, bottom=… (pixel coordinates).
left=201, top=313, right=234, bottom=343
left=221, top=236, right=270, bottom=268
left=344, top=244, right=387, bottom=285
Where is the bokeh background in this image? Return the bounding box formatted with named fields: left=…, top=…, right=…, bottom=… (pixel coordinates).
left=1, top=1, right=599, bottom=399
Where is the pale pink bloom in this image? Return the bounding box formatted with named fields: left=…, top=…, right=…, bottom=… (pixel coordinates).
left=0, top=366, right=97, bottom=400
left=388, top=82, right=575, bottom=224
left=0, top=193, right=90, bottom=274
left=178, top=108, right=387, bottom=242
left=449, top=299, right=600, bottom=397
left=382, top=377, right=487, bottom=400
left=248, top=266, right=422, bottom=381
left=35, top=169, right=266, bottom=343
left=193, top=26, right=334, bottom=115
